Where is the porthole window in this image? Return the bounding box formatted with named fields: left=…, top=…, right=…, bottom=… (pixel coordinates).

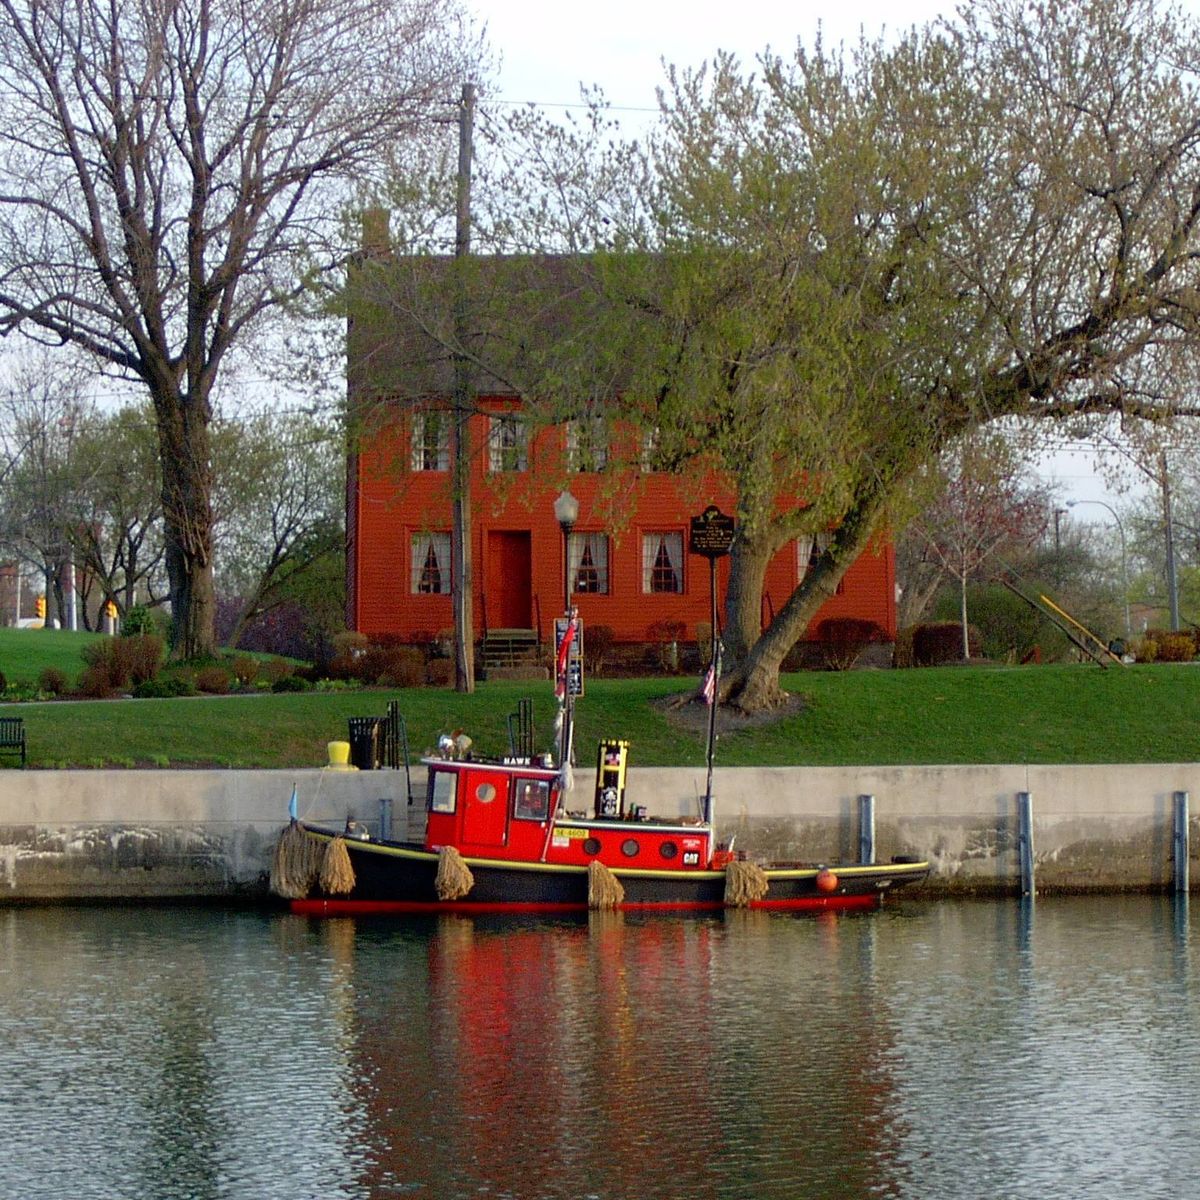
left=659, top=841, right=678, bottom=860
left=475, top=782, right=497, bottom=803
left=621, top=838, right=640, bottom=858
left=583, top=837, right=602, bottom=856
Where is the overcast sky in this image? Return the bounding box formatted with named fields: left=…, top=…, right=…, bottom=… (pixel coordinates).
left=475, top=0, right=950, bottom=111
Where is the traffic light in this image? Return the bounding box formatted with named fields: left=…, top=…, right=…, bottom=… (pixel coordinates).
left=34, top=595, right=45, bottom=620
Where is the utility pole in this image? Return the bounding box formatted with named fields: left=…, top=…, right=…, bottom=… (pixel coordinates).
left=1162, top=451, right=1180, bottom=631
left=451, top=81, right=476, bottom=693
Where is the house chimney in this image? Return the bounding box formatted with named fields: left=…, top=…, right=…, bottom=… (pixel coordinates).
left=361, top=207, right=390, bottom=257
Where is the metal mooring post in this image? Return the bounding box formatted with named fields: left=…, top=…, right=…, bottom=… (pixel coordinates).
left=858, top=794, right=876, bottom=865
left=1174, top=791, right=1190, bottom=894
left=1017, top=791, right=1036, bottom=897
left=379, top=796, right=393, bottom=843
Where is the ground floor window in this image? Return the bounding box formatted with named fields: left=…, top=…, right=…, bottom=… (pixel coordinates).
left=412, top=531, right=451, bottom=594
left=642, top=531, right=683, bottom=593
left=569, top=532, right=610, bottom=594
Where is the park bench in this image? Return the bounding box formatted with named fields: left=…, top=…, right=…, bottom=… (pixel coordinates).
left=0, top=717, right=26, bottom=767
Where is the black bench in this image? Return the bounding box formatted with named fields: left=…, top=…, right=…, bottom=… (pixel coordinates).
left=0, top=717, right=26, bottom=767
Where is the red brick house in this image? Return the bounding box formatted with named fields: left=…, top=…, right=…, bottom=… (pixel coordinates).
left=346, top=250, right=896, bottom=662
left=347, top=402, right=895, bottom=655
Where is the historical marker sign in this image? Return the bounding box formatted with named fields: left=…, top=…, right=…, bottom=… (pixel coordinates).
left=689, top=505, right=735, bottom=558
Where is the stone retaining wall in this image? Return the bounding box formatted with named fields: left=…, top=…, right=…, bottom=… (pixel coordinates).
left=0, top=762, right=1196, bottom=900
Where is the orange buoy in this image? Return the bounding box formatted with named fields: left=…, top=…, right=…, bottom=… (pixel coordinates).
left=815, top=869, right=839, bottom=893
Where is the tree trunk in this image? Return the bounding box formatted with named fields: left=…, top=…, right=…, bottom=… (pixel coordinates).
left=156, top=394, right=216, bottom=659
left=722, top=532, right=776, bottom=667
left=959, top=573, right=970, bottom=660
left=722, top=489, right=888, bottom=713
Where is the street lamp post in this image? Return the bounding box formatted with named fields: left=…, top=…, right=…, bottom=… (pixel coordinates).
left=1067, top=499, right=1131, bottom=639
left=553, top=489, right=579, bottom=615
left=553, top=490, right=579, bottom=770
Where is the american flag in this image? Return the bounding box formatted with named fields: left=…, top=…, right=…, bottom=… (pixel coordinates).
left=699, top=662, right=716, bottom=706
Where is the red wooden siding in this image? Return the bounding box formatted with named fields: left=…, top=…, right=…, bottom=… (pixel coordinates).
left=349, top=402, right=896, bottom=645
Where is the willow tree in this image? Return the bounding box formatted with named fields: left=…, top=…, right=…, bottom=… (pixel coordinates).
left=0, top=0, right=479, bottom=655
left=501, top=0, right=1200, bottom=711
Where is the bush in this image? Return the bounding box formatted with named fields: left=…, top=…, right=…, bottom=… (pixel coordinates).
left=363, top=645, right=425, bottom=687
left=585, top=624, right=616, bottom=676
left=271, top=673, right=311, bottom=693
left=77, top=663, right=118, bottom=698
left=893, top=627, right=917, bottom=669
left=37, top=666, right=68, bottom=695
left=230, top=656, right=259, bottom=686
left=195, top=665, right=231, bottom=694
left=332, top=630, right=369, bottom=658
left=82, top=633, right=165, bottom=689
left=646, top=619, right=687, bottom=672
left=912, top=621, right=981, bottom=666
left=256, top=657, right=293, bottom=685
left=426, top=658, right=454, bottom=686
left=1137, top=629, right=1195, bottom=663
left=815, top=618, right=886, bottom=671
left=132, top=674, right=196, bottom=699
left=120, top=604, right=154, bottom=637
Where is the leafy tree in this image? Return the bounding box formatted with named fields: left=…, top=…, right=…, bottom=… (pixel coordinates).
left=474, top=0, right=1200, bottom=711
left=212, top=408, right=344, bottom=646
left=0, top=0, right=481, bottom=656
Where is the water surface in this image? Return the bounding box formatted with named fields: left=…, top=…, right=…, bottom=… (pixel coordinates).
left=0, top=897, right=1195, bottom=1199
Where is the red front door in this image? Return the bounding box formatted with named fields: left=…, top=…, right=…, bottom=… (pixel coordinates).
left=487, top=531, right=532, bottom=628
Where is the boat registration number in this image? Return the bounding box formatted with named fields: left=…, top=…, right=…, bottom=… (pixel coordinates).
left=554, top=827, right=587, bottom=843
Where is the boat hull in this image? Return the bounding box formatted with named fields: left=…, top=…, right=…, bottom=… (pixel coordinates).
left=287, top=826, right=929, bottom=915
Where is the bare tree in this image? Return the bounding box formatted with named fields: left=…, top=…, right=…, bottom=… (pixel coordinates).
left=0, top=0, right=481, bottom=655
left=902, top=432, right=1052, bottom=657
left=0, top=350, right=93, bottom=626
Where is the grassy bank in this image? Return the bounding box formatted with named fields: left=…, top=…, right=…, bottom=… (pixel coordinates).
left=1, top=661, right=1197, bottom=768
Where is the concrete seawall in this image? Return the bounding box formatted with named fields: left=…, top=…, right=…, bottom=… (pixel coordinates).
left=1, top=762, right=1197, bottom=901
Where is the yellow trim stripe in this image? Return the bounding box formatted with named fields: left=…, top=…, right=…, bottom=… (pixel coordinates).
left=302, top=830, right=927, bottom=882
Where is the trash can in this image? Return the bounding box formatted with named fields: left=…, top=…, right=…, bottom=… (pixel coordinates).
left=347, top=717, right=380, bottom=770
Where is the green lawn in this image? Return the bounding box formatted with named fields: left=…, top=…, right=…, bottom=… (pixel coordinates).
left=1, top=653, right=1197, bottom=768
left=0, top=626, right=106, bottom=685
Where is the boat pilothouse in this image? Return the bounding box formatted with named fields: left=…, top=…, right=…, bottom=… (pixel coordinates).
left=422, top=737, right=712, bottom=875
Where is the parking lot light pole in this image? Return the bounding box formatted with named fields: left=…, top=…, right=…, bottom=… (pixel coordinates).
left=1067, top=499, right=1130, bottom=638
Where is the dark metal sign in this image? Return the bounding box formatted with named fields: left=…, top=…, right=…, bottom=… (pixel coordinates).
left=554, top=616, right=584, bottom=696
left=689, top=506, right=735, bottom=558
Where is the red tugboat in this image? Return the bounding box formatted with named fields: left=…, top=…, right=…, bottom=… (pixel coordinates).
left=274, top=500, right=928, bottom=914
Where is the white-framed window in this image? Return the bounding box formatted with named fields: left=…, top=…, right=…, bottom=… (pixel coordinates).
left=411, top=532, right=451, bottom=594
left=569, top=532, right=610, bottom=595
left=640, top=426, right=661, bottom=471
left=566, top=416, right=608, bottom=472
left=642, top=532, right=683, bottom=594
left=410, top=412, right=449, bottom=471
left=795, top=534, right=816, bottom=581
left=488, top=415, right=528, bottom=472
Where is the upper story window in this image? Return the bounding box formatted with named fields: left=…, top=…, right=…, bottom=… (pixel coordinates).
left=566, top=416, right=608, bottom=472
left=410, top=412, right=449, bottom=471
left=411, top=531, right=451, bottom=594
left=796, top=535, right=816, bottom=581
left=642, top=532, right=683, bottom=594
left=570, top=532, right=610, bottom=595
left=488, top=415, right=528, bottom=472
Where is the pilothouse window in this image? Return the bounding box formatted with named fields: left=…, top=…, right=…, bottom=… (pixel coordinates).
left=429, top=771, right=457, bottom=813
left=514, top=777, right=551, bottom=821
